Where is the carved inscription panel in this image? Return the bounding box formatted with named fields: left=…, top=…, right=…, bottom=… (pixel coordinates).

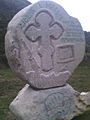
left=57, top=44, right=74, bottom=63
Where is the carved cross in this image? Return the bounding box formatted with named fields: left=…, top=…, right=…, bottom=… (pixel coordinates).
left=25, top=10, right=64, bottom=71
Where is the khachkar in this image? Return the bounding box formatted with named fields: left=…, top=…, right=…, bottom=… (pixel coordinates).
left=5, top=0, right=90, bottom=120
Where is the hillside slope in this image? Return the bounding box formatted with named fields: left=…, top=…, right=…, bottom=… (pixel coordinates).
left=0, top=0, right=30, bottom=67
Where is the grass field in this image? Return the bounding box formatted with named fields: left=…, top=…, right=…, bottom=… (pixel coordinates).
left=0, top=62, right=90, bottom=120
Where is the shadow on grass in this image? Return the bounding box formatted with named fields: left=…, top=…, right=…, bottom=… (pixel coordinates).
left=72, top=111, right=90, bottom=120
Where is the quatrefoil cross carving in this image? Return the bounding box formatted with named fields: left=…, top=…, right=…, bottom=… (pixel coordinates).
left=25, top=10, right=64, bottom=71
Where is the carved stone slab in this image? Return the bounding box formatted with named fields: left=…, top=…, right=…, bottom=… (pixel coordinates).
left=10, top=84, right=90, bottom=120
left=5, top=0, right=85, bottom=89
left=10, top=84, right=77, bottom=120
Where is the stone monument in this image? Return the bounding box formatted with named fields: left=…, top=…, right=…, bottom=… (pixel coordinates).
left=5, top=0, right=90, bottom=120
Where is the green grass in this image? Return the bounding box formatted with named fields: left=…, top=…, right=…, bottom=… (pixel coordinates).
left=0, top=62, right=90, bottom=120
left=69, top=62, right=90, bottom=92
left=0, top=69, right=25, bottom=120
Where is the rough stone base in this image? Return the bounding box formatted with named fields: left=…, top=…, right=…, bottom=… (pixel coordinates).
left=9, top=84, right=90, bottom=120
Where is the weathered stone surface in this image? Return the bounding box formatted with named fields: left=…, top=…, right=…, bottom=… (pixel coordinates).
left=5, top=0, right=85, bottom=89
left=75, top=92, right=90, bottom=115
left=80, top=92, right=90, bottom=106
left=10, top=84, right=90, bottom=120
left=10, top=84, right=77, bottom=120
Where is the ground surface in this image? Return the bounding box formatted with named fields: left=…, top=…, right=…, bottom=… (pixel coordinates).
left=0, top=62, right=90, bottom=120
